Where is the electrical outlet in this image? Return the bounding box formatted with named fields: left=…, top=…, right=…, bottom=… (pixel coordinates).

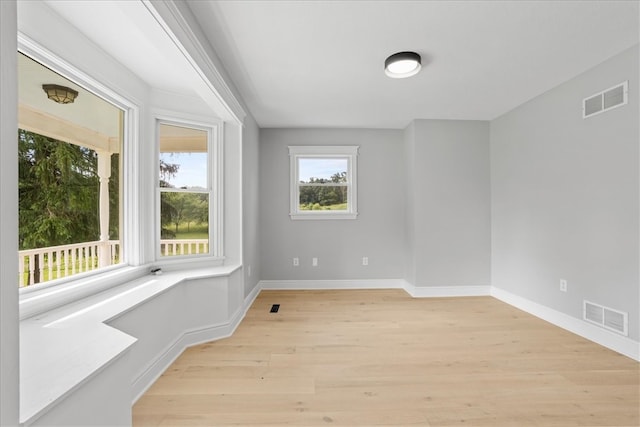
left=312, top=257, right=318, bottom=267
left=362, top=257, right=368, bottom=266
left=247, top=265, right=251, bottom=277
left=560, top=279, right=568, bottom=292
left=293, top=257, right=299, bottom=266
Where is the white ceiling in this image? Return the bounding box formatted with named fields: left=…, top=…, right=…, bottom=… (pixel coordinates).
left=187, top=0, right=639, bottom=129
left=36, top=1, right=639, bottom=130
left=42, top=0, right=200, bottom=96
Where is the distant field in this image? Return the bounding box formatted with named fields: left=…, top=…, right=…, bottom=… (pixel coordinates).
left=299, top=203, right=348, bottom=211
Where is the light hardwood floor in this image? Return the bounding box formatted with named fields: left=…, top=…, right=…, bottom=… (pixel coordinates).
left=133, top=289, right=640, bottom=426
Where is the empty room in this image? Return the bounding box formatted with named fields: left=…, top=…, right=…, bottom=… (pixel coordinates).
left=0, top=1, right=638, bottom=426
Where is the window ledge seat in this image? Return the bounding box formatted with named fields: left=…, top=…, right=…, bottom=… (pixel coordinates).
left=19, top=264, right=241, bottom=425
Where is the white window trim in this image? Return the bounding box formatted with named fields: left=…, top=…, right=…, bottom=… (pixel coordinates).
left=155, top=114, right=224, bottom=263
left=288, top=145, right=359, bottom=220
left=17, top=34, right=141, bottom=296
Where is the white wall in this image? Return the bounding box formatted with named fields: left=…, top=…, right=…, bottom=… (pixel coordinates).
left=491, top=44, right=639, bottom=342
left=403, top=121, right=416, bottom=286
left=406, top=120, right=492, bottom=288
left=0, top=1, right=20, bottom=425
left=259, top=128, right=406, bottom=281
left=242, top=114, right=261, bottom=296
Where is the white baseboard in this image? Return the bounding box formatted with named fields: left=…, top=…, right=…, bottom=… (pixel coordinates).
left=259, top=279, right=491, bottom=298
left=131, top=284, right=262, bottom=403
left=491, top=287, right=640, bottom=362
left=259, top=279, right=406, bottom=291
left=405, top=284, right=491, bottom=298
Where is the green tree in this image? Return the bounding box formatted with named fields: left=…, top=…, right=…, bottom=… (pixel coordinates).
left=161, top=192, right=208, bottom=235
left=298, top=171, right=347, bottom=209
left=18, top=129, right=100, bottom=250
left=159, top=159, right=180, bottom=238
left=159, top=159, right=209, bottom=238
left=19, top=129, right=115, bottom=283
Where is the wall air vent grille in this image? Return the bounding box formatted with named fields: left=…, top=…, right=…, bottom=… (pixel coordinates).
left=583, top=300, right=628, bottom=336
left=583, top=81, right=628, bottom=118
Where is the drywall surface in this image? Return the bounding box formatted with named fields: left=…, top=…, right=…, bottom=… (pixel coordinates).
left=0, top=1, right=20, bottom=425
left=403, top=121, right=417, bottom=286
left=243, top=114, right=261, bottom=297
left=259, top=128, right=405, bottom=281
left=491, top=44, right=639, bottom=341
left=408, top=119, right=491, bottom=287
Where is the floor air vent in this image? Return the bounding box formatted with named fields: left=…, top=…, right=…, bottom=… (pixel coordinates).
left=584, top=300, right=628, bottom=336
left=583, top=81, right=628, bottom=118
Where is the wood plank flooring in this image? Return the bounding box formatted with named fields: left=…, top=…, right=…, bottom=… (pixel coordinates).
left=133, top=289, right=640, bottom=426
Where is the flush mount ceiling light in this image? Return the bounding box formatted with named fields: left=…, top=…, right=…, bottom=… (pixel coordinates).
left=42, top=84, right=79, bottom=104
left=384, top=51, right=421, bottom=79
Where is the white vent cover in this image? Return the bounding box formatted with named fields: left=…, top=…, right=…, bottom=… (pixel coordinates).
left=583, top=300, right=628, bottom=336
left=583, top=81, right=628, bottom=118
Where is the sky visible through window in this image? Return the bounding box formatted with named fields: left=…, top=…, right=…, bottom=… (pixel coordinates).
left=160, top=152, right=207, bottom=189
left=299, top=158, right=347, bottom=183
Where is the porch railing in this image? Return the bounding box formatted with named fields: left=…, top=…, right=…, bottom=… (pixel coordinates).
left=19, top=238, right=209, bottom=287
left=18, top=240, right=120, bottom=287
left=160, top=239, right=208, bottom=257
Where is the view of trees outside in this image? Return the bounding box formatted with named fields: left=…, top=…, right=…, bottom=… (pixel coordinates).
left=18, top=129, right=120, bottom=284
left=298, top=158, right=348, bottom=210
left=158, top=123, right=210, bottom=256
left=159, top=159, right=209, bottom=241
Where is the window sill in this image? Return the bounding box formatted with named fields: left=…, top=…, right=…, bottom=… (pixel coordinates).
left=290, top=212, right=358, bottom=220
left=19, top=257, right=226, bottom=320
left=20, top=263, right=241, bottom=425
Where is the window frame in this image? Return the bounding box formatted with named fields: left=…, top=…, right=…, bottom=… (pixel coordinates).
left=288, top=145, right=359, bottom=220
left=17, top=35, right=139, bottom=294
left=155, top=115, right=224, bottom=263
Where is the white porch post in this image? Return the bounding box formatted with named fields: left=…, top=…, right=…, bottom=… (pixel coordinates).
left=97, top=150, right=111, bottom=268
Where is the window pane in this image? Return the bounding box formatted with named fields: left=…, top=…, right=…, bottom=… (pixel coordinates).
left=160, top=192, right=209, bottom=256
left=159, top=123, right=207, bottom=189
left=299, top=185, right=348, bottom=210
left=18, top=53, right=124, bottom=287
left=299, top=158, right=348, bottom=184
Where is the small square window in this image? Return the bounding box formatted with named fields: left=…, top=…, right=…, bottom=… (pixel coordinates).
left=289, top=146, right=358, bottom=220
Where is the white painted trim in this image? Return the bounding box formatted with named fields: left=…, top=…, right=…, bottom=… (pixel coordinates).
left=142, top=0, right=246, bottom=124
left=131, top=321, right=234, bottom=402
left=131, top=279, right=262, bottom=403
left=153, top=113, right=223, bottom=260
left=288, top=145, right=359, bottom=220
left=17, top=33, right=144, bottom=308
left=259, top=279, right=407, bottom=291
left=405, top=284, right=491, bottom=298
left=259, top=279, right=491, bottom=299
left=491, top=287, right=640, bottom=362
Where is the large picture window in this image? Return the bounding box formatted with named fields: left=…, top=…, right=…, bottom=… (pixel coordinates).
left=289, top=145, right=359, bottom=220
left=158, top=121, right=220, bottom=258
left=17, top=52, right=124, bottom=287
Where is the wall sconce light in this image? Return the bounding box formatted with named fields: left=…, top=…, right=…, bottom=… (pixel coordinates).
left=42, top=84, right=79, bottom=104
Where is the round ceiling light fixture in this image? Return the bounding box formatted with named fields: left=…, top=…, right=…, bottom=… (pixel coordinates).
left=384, top=51, right=421, bottom=79
left=42, top=84, right=79, bottom=104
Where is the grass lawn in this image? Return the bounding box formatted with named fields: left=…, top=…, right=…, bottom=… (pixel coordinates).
left=299, top=202, right=348, bottom=211
left=171, top=222, right=208, bottom=240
